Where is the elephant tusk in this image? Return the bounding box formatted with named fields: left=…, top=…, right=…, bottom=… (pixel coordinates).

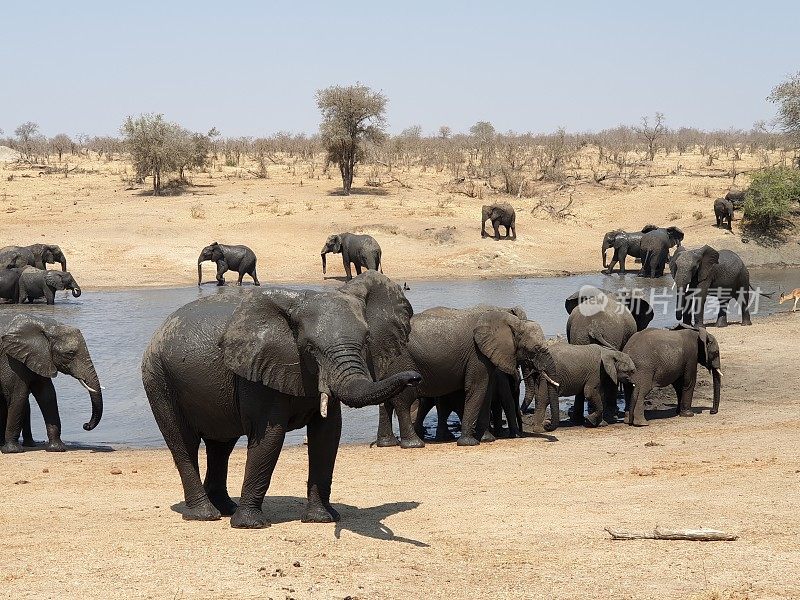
left=714, top=368, right=723, bottom=377
left=541, top=372, right=560, bottom=388
left=671, top=281, right=676, bottom=290
left=320, top=392, right=329, bottom=418
left=79, top=380, right=99, bottom=394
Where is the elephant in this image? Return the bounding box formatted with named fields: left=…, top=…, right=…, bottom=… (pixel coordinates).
left=375, top=305, right=560, bottom=449
left=622, top=324, right=721, bottom=426
left=18, top=267, right=81, bottom=304
left=638, top=225, right=684, bottom=278
left=481, top=203, right=516, bottom=240
left=320, top=233, right=382, bottom=281
left=725, top=190, right=746, bottom=209
left=565, top=286, right=654, bottom=350
left=0, top=313, right=103, bottom=453
left=0, top=244, right=67, bottom=271
left=141, top=271, right=421, bottom=528
left=0, top=246, right=35, bottom=270
left=601, top=228, right=650, bottom=274
left=670, top=245, right=756, bottom=327
left=197, top=242, right=260, bottom=287
left=0, top=268, right=22, bottom=303
left=524, top=342, right=635, bottom=427
left=714, top=198, right=734, bottom=230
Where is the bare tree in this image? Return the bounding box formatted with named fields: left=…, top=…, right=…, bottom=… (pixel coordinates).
left=636, top=113, right=667, bottom=160
left=14, top=122, right=40, bottom=160
left=50, top=134, right=73, bottom=161
left=769, top=72, right=800, bottom=166
left=316, top=84, right=387, bottom=194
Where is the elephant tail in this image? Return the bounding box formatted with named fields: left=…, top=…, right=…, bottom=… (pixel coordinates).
left=749, top=284, right=775, bottom=299
left=588, top=330, right=618, bottom=350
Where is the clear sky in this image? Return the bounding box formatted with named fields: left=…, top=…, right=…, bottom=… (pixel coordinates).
left=1, top=0, right=798, bottom=138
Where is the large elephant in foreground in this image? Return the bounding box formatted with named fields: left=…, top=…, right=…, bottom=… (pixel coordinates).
left=639, top=225, right=684, bottom=278
left=670, top=245, right=755, bottom=327
left=623, top=324, right=721, bottom=426
left=376, top=305, right=559, bottom=448
left=0, top=244, right=67, bottom=271
left=18, top=267, right=81, bottom=304
left=565, top=286, right=654, bottom=350
left=320, top=233, right=382, bottom=280
left=0, top=314, right=103, bottom=453
left=481, top=203, right=516, bottom=240
left=197, top=242, right=260, bottom=286
left=141, top=272, right=421, bottom=528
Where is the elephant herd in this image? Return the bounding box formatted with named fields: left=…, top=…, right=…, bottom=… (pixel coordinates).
left=0, top=244, right=80, bottom=305
left=0, top=203, right=766, bottom=532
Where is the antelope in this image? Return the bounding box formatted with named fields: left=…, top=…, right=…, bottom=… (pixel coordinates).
left=779, top=288, right=800, bottom=312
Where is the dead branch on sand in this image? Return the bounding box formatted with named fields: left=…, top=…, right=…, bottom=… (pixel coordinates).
left=604, top=527, right=738, bottom=541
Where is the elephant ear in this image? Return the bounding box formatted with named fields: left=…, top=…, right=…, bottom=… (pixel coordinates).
left=0, top=315, right=57, bottom=377
left=696, top=327, right=709, bottom=365
left=45, top=271, right=66, bottom=290
left=473, top=311, right=518, bottom=375
left=339, top=271, right=413, bottom=377
left=219, top=288, right=306, bottom=396
left=622, top=296, right=654, bottom=331
left=509, top=306, right=528, bottom=321
left=697, top=245, right=719, bottom=283
left=564, top=286, right=607, bottom=316
left=600, top=349, right=618, bottom=385
left=641, top=224, right=658, bottom=233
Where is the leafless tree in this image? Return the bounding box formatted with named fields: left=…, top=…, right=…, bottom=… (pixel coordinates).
left=635, top=113, right=667, bottom=160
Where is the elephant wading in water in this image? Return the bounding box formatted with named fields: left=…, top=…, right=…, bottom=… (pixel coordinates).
left=639, top=225, right=684, bottom=278
left=623, top=324, right=721, bottom=426
left=376, top=305, right=560, bottom=449
left=0, top=314, right=103, bottom=453
left=320, top=233, right=382, bottom=280
left=141, top=271, right=421, bottom=528
left=481, top=203, right=516, bottom=240
left=198, top=242, right=260, bottom=287
left=18, top=267, right=81, bottom=304
left=0, top=269, right=22, bottom=303
left=671, top=245, right=761, bottom=327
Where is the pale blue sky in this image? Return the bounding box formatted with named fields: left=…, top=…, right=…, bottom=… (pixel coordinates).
left=1, top=0, right=798, bottom=137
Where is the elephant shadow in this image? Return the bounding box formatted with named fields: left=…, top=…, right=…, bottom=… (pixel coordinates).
left=19, top=441, right=114, bottom=453
left=171, top=496, right=428, bottom=547
left=326, top=187, right=389, bottom=197
left=643, top=403, right=705, bottom=421
left=322, top=276, right=349, bottom=282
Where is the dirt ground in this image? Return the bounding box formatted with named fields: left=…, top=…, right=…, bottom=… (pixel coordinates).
left=0, top=312, right=798, bottom=600
left=1, top=149, right=799, bottom=289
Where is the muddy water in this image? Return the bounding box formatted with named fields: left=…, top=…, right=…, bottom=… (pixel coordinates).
left=5, top=267, right=797, bottom=448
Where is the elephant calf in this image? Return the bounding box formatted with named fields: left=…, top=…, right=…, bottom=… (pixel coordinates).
left=622, top=324, right=721, bottom=426
left=481, top=203, right=516, bottom=240
left=714, top=198, right=734, bottom=230
left=197, top=242, right=260, bottom=286
left=526, top=342, right=635, bottom=427
left=321, top=233, right=382, bottom=280
left=18, top=267, right=81, bottom=304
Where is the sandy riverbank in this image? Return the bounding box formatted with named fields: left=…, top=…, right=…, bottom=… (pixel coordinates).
left=1, top=149, right=799, bottom=290
left=0, top=312, right=798, bottom=599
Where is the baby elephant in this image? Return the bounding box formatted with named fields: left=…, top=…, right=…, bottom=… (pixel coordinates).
left=481, top=202, right=516, bottom=240
left=197, top=242, right=260, bottom=286
left=526, top=342, right=636, bottom=427
left=18, top=267, right=81, bottom=304
left=320, top=233, right=382, bottom=280
left=622, top=324, right=722, bottom=426
left=714, top=198, right=734, bottom=230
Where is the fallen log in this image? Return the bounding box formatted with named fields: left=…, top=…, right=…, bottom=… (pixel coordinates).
left=604, top=527, right=738, bottom=541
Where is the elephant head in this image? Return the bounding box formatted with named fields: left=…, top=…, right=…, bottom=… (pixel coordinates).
left=473, top=310, right=560, bottom=433
left=600, top=348, right=636, bottom=385
left=220, top=271, right=421, bottom=410
left=42, top=244, right=67, bottom=271
left=672, top=245, right=719, bottom=322
left=46, top=270, right=81, bottom=297
left=320, top=234, right=343, bottom=275
left=666, top=226, right=685, bottom=248
left=197, top=243, right=224, bottom=285
left=0, top=314, right=103, bottom=430
left=601, top=230, right=624, bottom=268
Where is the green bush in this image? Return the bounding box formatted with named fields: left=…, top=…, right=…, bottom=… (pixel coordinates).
left=742, top=166, right=800, bottom=232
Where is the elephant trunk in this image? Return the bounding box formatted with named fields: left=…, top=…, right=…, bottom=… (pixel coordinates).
left=601, top=240, right=610, bottom=268
left=197, top=261, right=203, bottom=286
left=321, top=252, right=327, bottom=275
left=711, top=368, right=721, bottom=415
left=71, top=286, right=81, bottom=298
left=75, top=364, right=103, bottom=431
left=331, top=371, right=421, bottom=409
left=60, top=258, right=67, bottom=272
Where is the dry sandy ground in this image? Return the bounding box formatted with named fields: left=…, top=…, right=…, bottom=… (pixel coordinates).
left=1, top=312, right=798, bottom=600
left=1, top=149, right=798, bottom=289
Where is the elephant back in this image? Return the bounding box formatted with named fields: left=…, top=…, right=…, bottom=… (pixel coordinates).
left=565, top=290, right=637, bottom=350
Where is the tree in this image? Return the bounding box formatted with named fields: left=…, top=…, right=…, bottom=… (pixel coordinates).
left=635, top=112, right=666, bottom=160
left=768, top=72, right=800, bottom=155
left=316, top=84, right=387, bottom=194
left=14, top=122, right=40, bottom=159
left=50, top=134, right=73, bottom=161
left=469, top=121, right=496, bottom=178
left=743, top=166, right=800, bottom=233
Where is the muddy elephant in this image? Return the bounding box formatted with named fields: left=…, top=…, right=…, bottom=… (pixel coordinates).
left=481, top=203, right=516, bottom=240
left=0, top=244, right=67, bottom=271
left=601, top=227, right=653, bottom=274
left=526, top=342, right=635, bottom=428
left=376, top=305, right=559, bottom=448
left=0, top=314, right=103, bottom=453
left=670, top=245, right=759, bottom=327
left=197, top=242, right=260, bottom=287
left=714, top=198, right=734, bottom=230
left=565, top=286, right=654, bottom=350
left=0, top=269, right=22, bottom=303
left=623, top=324, right=721, bottom=426
left=141, top=271, right=421, bottom=528
left=18, top=267, right=81, bottom=304
left=320, top=233, right=382, bottom=280
left=639, top=225, right=684, bottom=278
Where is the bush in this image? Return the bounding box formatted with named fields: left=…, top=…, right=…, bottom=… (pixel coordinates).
left=742, top=167, right=800, bottom=232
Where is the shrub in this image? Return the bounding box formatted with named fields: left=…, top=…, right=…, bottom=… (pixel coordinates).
left=742, top=166, right=800, bottom=232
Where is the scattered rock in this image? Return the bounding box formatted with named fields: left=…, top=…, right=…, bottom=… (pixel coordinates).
left=14, top=480, right=29, bottom=485
left=42, top=468, right=49, bottom=473
left=131, top=469, right=138, bottom=473
left=293, top=561, right=301, bottom=568
left=110, top=468, right=122, bottom=475
left=644, top=441, right=664, bottom=447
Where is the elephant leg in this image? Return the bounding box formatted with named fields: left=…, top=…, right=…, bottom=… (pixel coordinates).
left=44, top=286, right=55, bottom=305
left=584, top=388, right=604, bottom=427
left=21, top=400, right=37, bottom=446
left=236, top=271, right=244, bottom=286
left=215, top=261, right=228, bottom=286
left=342, top=256, right=353, bottom=280
left=716, top=298, right=729, bottom=328
left=434, top=399, right=456, bottom=441
left=496, top=375, right=520, bottom=437
left=676, top=368, right=697, bottom=417
left=395, top=388, right=424, bottom=449
left=203, top=438, right=239, bottom=516
left=1, top=385, right=29, bottom=453
left=29, top=379, right=65, bottom=452
left=626, top=381, right=651, bottom=426
left=355, top=263, right=363, bottom=275
left=739, top=287, right=752, bottom=326
left=570, top=393, right=585, bottom=425
left=493, top=220, right=501, bottom=241
left=376, top=402, right=398, bottom=447
left=250, top=266, right=260, bottom=286
left=143, top=377, right=215, bottom=520
left=510, top=223, right=517, bottom=240
left=303, top=400, right=342, bottom=523
left=458, top=373, right=490, bottom=446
